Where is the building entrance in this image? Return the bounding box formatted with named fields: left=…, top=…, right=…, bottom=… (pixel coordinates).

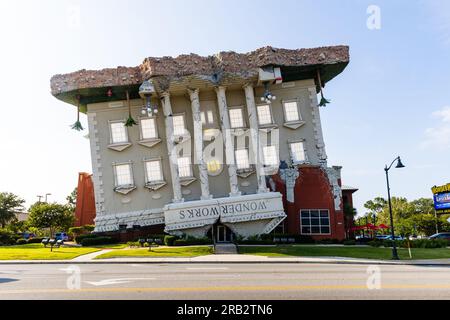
left=210, top=223, right=234, bottom=243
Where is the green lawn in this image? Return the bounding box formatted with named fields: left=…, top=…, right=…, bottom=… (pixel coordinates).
left=89, top=243, right=128, bottom=249
left=239, top=245, right=450, bottom=260
left=95, top=246, right=214, bottom=259
left=0, top=244, right=100, bottom=260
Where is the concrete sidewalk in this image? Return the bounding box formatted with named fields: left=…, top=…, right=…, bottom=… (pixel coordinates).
left=2, top=253, right=450, bottom=266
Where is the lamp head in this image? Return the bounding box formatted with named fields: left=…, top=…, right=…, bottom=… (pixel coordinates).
left=139, top=80, right=156, bottom=99
left=395, top=157, right=405, bottom=169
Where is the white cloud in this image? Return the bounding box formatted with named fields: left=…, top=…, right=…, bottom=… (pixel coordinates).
left=432, top=106, right=450, bottom=123
left=421, top=106, right=450, bottom=149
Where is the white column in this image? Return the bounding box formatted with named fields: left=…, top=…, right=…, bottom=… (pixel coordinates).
left=161, top=92, right=183, bottom=203
left=244, top=83, right=268, bottom=193
left=188, top=88, right=211, bottom=200
left=215, top=86, right=241, bottom=197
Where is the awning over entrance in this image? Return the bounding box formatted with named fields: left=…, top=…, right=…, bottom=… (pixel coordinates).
left=163, top=192, right=286, bottom=238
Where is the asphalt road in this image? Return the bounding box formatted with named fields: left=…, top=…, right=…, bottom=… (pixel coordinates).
left=1, top=263, right=450, bottom=300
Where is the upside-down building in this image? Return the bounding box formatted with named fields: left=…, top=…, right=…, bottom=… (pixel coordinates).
left=51, top=45, right=356, bottom=242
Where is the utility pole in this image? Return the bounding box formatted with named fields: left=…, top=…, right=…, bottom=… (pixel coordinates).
left=434, top=210, right=439, bottom=234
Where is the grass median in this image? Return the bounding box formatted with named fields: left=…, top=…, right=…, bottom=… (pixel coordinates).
left=95, top=246, right=214, bottom=259
left=0, top=243, right=100, bottom=260
left=239, top=245, right=450, bottom=260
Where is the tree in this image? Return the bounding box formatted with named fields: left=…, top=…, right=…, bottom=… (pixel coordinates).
left=362, top=196, right=442, bottom=237
left=364, top=197, right=387, bottom=216
left=27, top=202, right=75, bottom=238
left=0, top=192, right=25, bottom=228
left=66, top=188, right=77, bottom=210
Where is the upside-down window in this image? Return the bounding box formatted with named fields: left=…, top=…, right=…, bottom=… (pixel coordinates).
left=145, top=159, right=164, bottom=183
left=110, top=121, right=128, bottom=144
left=289, top=141, right=307, bottom=163
left=112, top=162, right=135, bottom=194
left=235, top=149, right=251, bottom=170
left=201, top=110, right=215, bottom=127
left=263, top=145, right=279, bottom=167
left=172, top=114, right=187, bottom=136
left=283, top=101, right=301, bottom=122
left=257, top=104, right=273, bottom=125
left=140, top=117, right=158, bottom=140
left=300, top=210, right=330, bottom=235
left=229, top=108, right=245, bottom=129
left=177, top=156, right=193, bottom=178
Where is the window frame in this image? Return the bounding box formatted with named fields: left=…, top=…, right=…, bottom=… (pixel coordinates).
left=282, top=99, right=302, bottom=123
left=228, top=106, right=246, bottom=129
left=289, top=139, right=308, bottom=165
left=108, top=120, right=129, bottom=145
left=300, top=209, right=331, bottom=235
left=262, top=145, right=279, bottom=167
left=256, top=103, right=274, bottom=126
left=139, top=116, right=159, bottom=141
left=234, top=148, right=252, bottom=171
left=112, top=161, right=135, bottom=189
left=200, top=108, right=216, bottom=129
left=143, top=158, right=165, bottom=185
left=172, top=113, right=188, bottom=137
left=177, top=156, right=194, bottom=179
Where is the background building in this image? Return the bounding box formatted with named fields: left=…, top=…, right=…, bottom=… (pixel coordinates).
left=51, top=45, right=355, bottom=241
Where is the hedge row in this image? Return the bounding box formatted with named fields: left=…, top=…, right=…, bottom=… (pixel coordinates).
left=74, top=234, right=98, bottom=244
left=80, top=236, right=118, bottom=246
left=14, top=237, right=46, bottom=245
left=368, top=239, right=449, bottom=249
left=174, top=237, right=213, bottom=246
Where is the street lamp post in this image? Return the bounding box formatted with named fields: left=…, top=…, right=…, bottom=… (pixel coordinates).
left=384, top=156, right=405, bottom=260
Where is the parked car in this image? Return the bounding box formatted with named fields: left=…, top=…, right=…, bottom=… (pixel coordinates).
left=375, top=235, right=389, bottom=240
left=18, top=232, right=36, bottom=240
left=429, top=233, right=450, bottom=240
left=55, top=232, right=69, bottom=241
left=383, top=235, right=404, bottom=241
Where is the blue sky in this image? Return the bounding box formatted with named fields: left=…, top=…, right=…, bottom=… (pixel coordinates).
left=0, top=0, right=449, bottom=216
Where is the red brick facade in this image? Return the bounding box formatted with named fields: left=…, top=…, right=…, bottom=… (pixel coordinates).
left=271, top=166, right=347, bottom=241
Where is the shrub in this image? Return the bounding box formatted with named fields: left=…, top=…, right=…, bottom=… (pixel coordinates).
left=82, top=225, right=95, bottom=232
left=127, top=241, right=140, bottom=248
left=316, top=238, right=341, bottom=245
left=0, top=229, right=19, bottom=245
left=368, top=240, right=383, bottom=247
left=75, top=233, right=97, bottom=244
left=16, top=238, right=28, bottom=245
left=68, top=226, right=84, bottom=236
left=172, top=236, right=213, bottom=246
left=343, top=240, right=356, bottom=246
left=80, top=236, right=118, bottom=246
left=164, top=235, right=177, bottom=246
left=27, top=237, right=45, bottom=244
left=405, top=239, right=448, bottom=249
left=272, top=233, right=315, bottom=244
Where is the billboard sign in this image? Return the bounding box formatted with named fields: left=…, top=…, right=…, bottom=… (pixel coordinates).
left=432, top=183, right=450, bottom=214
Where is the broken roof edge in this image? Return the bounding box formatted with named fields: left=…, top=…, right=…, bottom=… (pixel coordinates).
left=50, top=45, right=349, bottom=108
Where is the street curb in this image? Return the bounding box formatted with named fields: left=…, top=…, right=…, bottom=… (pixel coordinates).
left=1, top=259, right=450, bottom=266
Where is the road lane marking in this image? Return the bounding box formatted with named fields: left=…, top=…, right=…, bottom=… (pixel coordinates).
left=3, top=283, right=450, bottom=294
left=186, top=267, right=229, bottom=270
left=85, top=278, right=156, bottom=286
